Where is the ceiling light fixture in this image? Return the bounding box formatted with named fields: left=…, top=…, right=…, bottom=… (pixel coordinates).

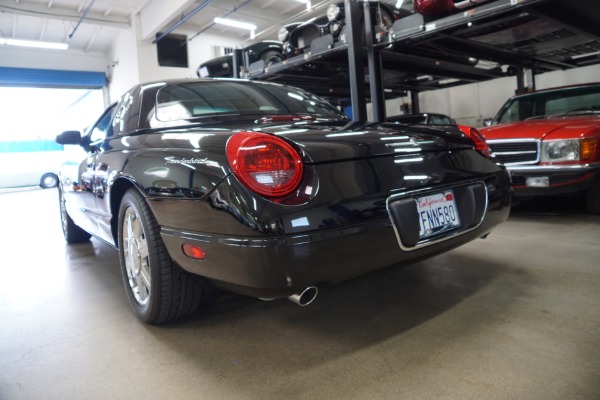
left=213, top=17, right=257, bottom=31
left=0, top=38, right=69, bottom=50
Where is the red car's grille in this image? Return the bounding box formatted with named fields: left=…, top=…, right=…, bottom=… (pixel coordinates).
left=487, top=139, right=540, bottom=165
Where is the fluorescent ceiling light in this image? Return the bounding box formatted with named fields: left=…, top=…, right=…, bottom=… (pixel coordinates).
left=213, top=17, right=256, bottom=31
left=0, top=38, right=68, bottom=50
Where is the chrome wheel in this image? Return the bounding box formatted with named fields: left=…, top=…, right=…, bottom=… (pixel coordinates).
left=118, top=188, right=205, bottom=323
left=122, top=206, right=151, bottom=306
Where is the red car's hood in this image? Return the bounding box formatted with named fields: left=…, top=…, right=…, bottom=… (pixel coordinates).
left=480, top=116, right=600, bottom=141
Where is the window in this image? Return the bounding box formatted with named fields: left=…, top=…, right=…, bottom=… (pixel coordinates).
left=89, top=105, right=116, bottom=146
left=153, top=81, right=344, bottom=124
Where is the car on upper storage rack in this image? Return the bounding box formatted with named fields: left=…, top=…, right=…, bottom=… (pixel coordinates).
left=283, top=1, right=396, bottom=57
left=480, top=83, right=600, bottom=214
left=196, top=41, right=284, bottom=78
left=55, top=78, right=511, bottom=324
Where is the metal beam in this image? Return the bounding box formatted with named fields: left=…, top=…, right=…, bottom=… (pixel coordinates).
left=138, top=0, right=196, bottom=40
left=153, top=0, right=215, bottom=44
left=69, top=0, right=96, bottom=39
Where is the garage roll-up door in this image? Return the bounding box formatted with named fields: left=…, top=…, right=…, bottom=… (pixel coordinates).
left=0, top=67, right=106, bottom=88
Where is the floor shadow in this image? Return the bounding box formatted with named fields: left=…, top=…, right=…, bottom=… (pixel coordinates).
left=146, top=249, right=516, bottom=398
left=510, top=194, right=588, bottom=217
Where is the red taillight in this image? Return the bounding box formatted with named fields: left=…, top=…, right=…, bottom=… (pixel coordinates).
left=458, top=125, right=492, bottom=158
left=226, top=131, right=304, bottom=198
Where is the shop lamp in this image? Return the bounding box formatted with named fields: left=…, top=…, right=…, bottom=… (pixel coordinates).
left=0, top=38, right=68, bottom=50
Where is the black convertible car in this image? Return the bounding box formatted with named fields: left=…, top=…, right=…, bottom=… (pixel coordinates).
left=56, top=79, right=511, bottom=324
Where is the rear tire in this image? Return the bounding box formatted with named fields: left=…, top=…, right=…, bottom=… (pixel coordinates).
left=586, top=176, right=600, bottom=214
left=59, top=187, right=91, bottom=243
left=118, top=188, right=204, bottom=324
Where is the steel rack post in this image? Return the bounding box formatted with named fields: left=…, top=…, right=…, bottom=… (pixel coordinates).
left=411, top=90, right=420, bottom=114
left=345, top=0, right=367, bottom=122
left=232, top=49, right=242, bottom=79
left=363, top=0, right=385, bottom=123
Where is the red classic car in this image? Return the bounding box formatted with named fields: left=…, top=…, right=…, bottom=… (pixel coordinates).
left=480, top=83, right=600, bottom=214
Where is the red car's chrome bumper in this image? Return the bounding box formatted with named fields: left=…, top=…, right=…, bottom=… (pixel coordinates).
left=507, top=162, right=600, bottom=196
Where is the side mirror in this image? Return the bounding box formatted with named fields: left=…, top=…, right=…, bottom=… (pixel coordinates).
left=483, top=118, right=493, bottom=127
left=56, top=130, right=82, bottom=145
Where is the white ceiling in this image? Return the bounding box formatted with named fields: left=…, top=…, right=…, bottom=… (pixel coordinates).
left=0, top=0, right=337, bottom=55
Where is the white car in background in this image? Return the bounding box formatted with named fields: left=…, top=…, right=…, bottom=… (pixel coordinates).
left=0, top=140, right=65, bottom=189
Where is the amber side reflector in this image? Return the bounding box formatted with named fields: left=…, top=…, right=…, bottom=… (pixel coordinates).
left=581, top=137, right=597, bottom=161
left=182, top=244, right=206, bottom=260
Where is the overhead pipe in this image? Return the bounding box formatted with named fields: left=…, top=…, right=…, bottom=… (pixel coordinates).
left=189, top=0, right=255, bottom=41
left=154, top=0, right=216, bottom=44
left=68, top=0, right=96, bottom=39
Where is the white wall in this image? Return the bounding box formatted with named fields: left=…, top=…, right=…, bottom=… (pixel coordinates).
left=105, top=14, right=246, bottom=101
left=107, top=24, right=140, bottom=103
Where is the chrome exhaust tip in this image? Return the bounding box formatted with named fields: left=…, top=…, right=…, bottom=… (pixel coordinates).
left=288, top=286, right=318, bottom=306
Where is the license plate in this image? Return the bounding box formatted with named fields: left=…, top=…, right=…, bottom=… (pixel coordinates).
left=416, top=190, right=461, bottom=239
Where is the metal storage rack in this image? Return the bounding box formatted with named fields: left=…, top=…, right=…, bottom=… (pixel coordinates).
left=245, top=0, right=600, bottom=122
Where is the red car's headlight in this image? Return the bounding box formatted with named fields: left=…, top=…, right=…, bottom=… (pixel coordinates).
left=541, top=138, right=598, bottom=163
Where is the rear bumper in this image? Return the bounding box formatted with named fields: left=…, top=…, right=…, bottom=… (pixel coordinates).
left=507, top=163, right=600, bottom=196
left=160, top=188, right=510, bottom=299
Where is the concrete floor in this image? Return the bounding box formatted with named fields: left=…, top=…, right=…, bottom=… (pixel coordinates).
left=0, top=188, right=599, bottom=400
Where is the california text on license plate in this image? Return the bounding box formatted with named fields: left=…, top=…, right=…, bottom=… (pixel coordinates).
left=416, top=190, right=461, bottom=239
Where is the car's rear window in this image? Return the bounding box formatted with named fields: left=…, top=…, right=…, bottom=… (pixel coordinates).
left=153, top=81, right=344, bottom=123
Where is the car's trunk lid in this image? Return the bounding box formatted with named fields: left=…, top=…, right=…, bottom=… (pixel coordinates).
left=260, top=121, right=474, bottom=163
